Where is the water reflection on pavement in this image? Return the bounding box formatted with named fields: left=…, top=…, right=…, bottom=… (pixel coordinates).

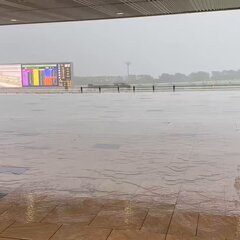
left=0, top=91, right=240, bottom=215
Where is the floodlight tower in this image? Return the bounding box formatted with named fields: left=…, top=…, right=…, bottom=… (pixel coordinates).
left=125, top=62, right=131, bottom=79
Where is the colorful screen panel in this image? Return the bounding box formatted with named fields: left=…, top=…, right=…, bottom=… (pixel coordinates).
left=22, top=64, right=59, bottom=87
left=0, top=64, right=22, bottom=87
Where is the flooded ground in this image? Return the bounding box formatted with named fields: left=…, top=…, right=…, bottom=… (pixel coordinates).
left=0, top=91, right=240, bottom=216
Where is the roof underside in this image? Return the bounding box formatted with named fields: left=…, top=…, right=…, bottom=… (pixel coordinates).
left=0, top=0, right=240, bottom=26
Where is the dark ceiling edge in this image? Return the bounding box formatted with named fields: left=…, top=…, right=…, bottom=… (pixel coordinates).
left=0, top=1, right=139, bottom=14
left=0, top=0, right=149, bottom=14
left=0, top=7, right=239, bottom=27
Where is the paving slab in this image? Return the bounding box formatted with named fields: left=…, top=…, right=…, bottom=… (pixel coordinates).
left=90, top=207, right=148, bottom=230
left=50, top=225, right=111, bottom=240
left=43, top=206, right=97, bottom=225
left=141, top=208, right=173, bottom=233
left=108, top=230, right=165, bottom=240
left=197, top=214, right=239, bottom=240
left=168, top=211, right=199, bottom=236
left=0, top=222, right=61, bottom=240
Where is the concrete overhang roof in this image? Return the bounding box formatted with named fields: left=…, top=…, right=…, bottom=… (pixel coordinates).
left=0, top=0, right=239, bottom=26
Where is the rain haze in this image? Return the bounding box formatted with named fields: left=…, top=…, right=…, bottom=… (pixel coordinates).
left=2, top=3, right=240, bottom=237
left=0, top=10, right=240, bottom=77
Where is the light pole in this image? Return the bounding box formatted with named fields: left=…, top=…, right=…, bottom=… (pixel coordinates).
left=125, top=62, right=131, bottom=79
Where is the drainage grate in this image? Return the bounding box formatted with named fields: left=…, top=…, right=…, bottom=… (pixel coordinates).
left=93, top=144, right=120, bottom=150
left=0, top=167, right=28, bottom=175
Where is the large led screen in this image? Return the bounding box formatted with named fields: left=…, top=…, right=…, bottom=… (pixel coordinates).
left=0, top=63, right=72, bottom=88
left=0, top=64, right=22, bottom=87
left=22, top=63, right=72, bottom=87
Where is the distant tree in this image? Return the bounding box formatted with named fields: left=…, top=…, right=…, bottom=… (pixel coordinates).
left=188, top=71, right=210, bottom=82
left=211, top=71, right=222, bottom=80
left=211, top=70, right=240, bottom=80
left=159, top=73, right=187, bottom=82
left=136, top=75, right=154, bottom=82
left=173, top=73, right=187, bottom=82
left=159, top=73, right=174, bottom=82
left=222, top=70, right=240, bottom=80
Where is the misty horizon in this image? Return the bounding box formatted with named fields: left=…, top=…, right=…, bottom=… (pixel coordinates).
left=0, top=10, right=240, bottom=77
left=76, top=68, right=240, bottom=78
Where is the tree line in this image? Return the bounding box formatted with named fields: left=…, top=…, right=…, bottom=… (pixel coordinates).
left=74, top=69, right=240, bottom=85
left=159, top=69, right=240, bottom=82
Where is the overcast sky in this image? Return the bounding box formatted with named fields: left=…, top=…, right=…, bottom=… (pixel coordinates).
left=0, top=10, right=240, bottom=77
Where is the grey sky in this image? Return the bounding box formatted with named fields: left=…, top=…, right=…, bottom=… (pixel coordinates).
left=0, top=10, right=240, bottom=77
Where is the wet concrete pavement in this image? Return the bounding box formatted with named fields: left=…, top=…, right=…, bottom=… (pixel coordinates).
left=0, top=91, right=240, bottom=238
left=0, top=193, right=240, bottom=239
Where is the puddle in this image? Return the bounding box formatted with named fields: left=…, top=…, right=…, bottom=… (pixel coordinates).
left=93, top=144, right=120, bottom=150
left=32, top=109, right=44, bottom=112
left=14, top=133, right=40, bottom=137
left=0, top=166, right=29, bottom=175
left=146, top=109, right=163, bottom=112
left=0, top=193, right=7, bottom=199
left=1, top=92, right=240, bottom=215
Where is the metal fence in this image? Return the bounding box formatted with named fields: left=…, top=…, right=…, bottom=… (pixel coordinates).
left=1, top=84, right=240, bottom=94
